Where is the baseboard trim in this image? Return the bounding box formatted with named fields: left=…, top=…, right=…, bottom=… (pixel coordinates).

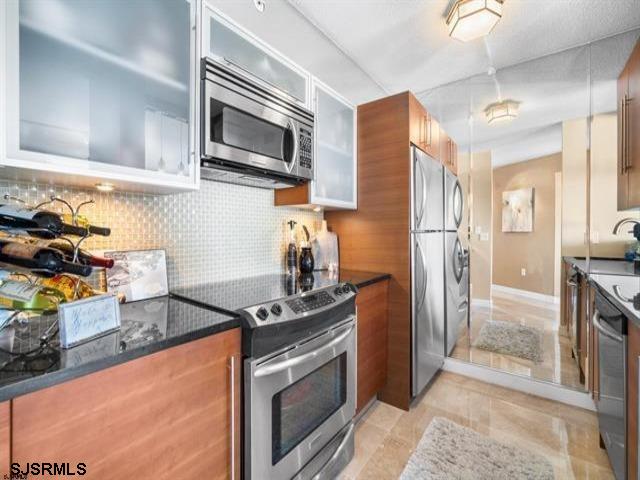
left=491, top=284, right=560, bottom=308
left=442, top=358, right=595, bottom=411
left=472, top=298, right=492, bottom=308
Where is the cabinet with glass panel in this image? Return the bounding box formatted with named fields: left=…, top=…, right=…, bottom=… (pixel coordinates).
left=0, top=0, right=199, bottom=193
left=275, top=78, right=357, bottom=210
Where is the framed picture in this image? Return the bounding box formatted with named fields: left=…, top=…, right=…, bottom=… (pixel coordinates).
left=104, top=249, right=168, bottom=302
left=502, top=188, right=534, bottom=233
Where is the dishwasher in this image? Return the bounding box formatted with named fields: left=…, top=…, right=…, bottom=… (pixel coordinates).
left=593, top=290, right=627, bottom=480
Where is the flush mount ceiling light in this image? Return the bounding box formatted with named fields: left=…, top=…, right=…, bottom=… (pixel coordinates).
left=95, top=182, right=115, bottom=192
left=484, top=99, right=519, bottom=124
left=446, top=0, right=504, bottom=42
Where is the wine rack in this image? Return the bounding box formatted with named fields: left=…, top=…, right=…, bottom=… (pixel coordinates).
left=0, top=195, right=113, bottom=346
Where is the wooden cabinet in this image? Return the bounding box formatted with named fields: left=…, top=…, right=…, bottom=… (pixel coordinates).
left=0, top=402, right=9, bottom=479
left=628, top=320, right=640, bottom=480
left=356, top=280, right=389, bottom=414
left=0, top=0, right=199, bottom=194
left=326, top=92, right=424, bottom=410
left=12, top=329, right=241, bottom=479
left=409, top=94, right=440, bottom=160
left=618, top=38, right=640, bottom=210
left=275, top=78, right=357, bottom=210
left=440, top=131, right=458, bottom=175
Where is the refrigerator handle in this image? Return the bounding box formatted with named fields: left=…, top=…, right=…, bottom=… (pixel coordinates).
left=416, top=240, right=428, bottom=313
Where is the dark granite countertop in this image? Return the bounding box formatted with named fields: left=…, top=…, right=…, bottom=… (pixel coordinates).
left=589, top=274, right=640, bottom=325
left=564, top=256, right=638, bottom=277
left=0, top=295, right=239, bottom=401
left=337, top=269, right=391, bottom=289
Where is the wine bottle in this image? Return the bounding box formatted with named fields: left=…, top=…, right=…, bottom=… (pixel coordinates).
left=45, top=240, right=114, bottom=269
left=40, top=274, right=98, bottom=301
left=0, top=279, right=66, bottom=313
left=61, top=213, right=111, bottom=236
left=0, top=240, right=92, bottom=277
left=0, top=204, right=87, bottom=239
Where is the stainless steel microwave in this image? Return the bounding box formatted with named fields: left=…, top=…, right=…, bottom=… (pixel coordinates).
left=201, top=59, right=314, bottom=189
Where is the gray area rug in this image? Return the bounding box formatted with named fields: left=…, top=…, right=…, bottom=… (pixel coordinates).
left=473, top=320, right=543, bottom=363
left=400, top=417, right=555, bottom=480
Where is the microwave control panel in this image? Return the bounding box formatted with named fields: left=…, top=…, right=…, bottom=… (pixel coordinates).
left=299, top=128, right=313, bottom=170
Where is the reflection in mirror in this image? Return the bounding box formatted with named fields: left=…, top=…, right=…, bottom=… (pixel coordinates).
left=419, top=34, right=638, bottom=391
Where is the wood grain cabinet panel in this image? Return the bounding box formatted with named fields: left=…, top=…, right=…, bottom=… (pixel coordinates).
left=0, top=402, right=9, bottom=479
left=618, top=37, right=640, bottom=210
left=356, top=280, right=389, bottom=414
left=327, top=91, right=447, bottom=410
left=627, top=40, right=640, bottom=208
left=12, top=329, right=241, bottom=480
left=628, top=320, right=640, bottom=480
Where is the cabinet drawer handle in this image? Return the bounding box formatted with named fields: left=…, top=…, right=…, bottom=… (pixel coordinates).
left=626, top=96, right=633, bottom=171
left=229, top=355, right=236, bottom=480
left=621, top=97, right=626, bottom=175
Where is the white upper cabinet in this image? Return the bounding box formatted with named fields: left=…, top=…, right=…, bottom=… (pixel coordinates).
left=202, top=6, right=310, bottom=108
left=0, top=0, right=199, bottom=193
left=311, top=79, right=357, bottom=210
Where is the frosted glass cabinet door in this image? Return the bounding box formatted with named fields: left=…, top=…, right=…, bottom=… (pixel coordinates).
left=3, top=0, right=197, bottom=190
left=312, top=80, right=357, bottom=209
left=203, top=8, right=309, bottom=107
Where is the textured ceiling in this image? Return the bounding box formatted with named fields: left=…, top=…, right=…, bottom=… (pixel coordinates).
left=289, top=0, right=640, bottom=165
left=213, top=0, right=640, bottom=166
left=290, top=0, right=640, bottom=94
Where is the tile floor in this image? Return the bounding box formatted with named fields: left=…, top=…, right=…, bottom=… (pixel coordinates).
left=341, top=372, right=613, bottom=479
left=451, top=291, right=584, bottom=390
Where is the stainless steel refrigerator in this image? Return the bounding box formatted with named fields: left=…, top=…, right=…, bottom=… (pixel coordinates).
left=444, top=168, right=469, bottom=356
left=411, top=146, right=445, bottom=397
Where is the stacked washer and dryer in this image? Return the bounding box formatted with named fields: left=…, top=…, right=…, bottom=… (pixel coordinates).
left=411, top=146, right=469, bottom=397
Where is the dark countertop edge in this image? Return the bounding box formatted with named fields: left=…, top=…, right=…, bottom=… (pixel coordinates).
left=587, top=277, right=640, bottom=326
left=350, top=272, right=391, bottom=289
left=0, top=316, right=241, bottom=403
left=563, top=256, right=638, bottom=277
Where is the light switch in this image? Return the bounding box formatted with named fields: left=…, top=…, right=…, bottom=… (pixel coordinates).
left=521, top=268, right=526, bottom=276
left=480, top=233, right=489, bottom=241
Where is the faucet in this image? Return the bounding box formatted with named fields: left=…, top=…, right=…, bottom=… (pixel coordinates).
left=612, top=218, right=640, bottom=239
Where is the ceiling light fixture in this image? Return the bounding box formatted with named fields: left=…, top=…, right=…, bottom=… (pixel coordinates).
left=484, top=99, right=519, bottom=124
left=95, top=182, right=115, bottom=192
left=446, top=0, right=503, bottom=42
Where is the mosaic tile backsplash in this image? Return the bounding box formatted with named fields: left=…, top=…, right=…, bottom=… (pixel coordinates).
left=0, top=179, right=322, bottom=288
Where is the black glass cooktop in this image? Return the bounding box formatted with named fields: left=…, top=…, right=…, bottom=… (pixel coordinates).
left=171, top=271, right=344, bottom=314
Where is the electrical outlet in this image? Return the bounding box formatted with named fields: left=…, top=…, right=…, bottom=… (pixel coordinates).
left=521, top=268, right=526, bottom=276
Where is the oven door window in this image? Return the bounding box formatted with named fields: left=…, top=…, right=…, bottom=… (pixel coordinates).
left=271, top=352, right=347, bottom=465
left=209, top=100, right=294, bottom=165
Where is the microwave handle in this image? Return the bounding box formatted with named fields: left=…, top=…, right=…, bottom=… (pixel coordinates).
left=283, top=119, right=298, bottom=175
left=254, top=321, right=355, bottom=378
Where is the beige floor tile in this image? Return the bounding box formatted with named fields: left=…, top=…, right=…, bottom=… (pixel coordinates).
left=360, top=400, right=404, bottom=432
left=451, top=291, right=585, bottom=390
left=343, top=372, right=614, bottom=479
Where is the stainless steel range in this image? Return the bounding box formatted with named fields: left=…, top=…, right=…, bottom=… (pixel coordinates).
left=172, top=274, right=356, bottom=480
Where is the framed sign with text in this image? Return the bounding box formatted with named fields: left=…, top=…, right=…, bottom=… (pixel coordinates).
left=58, top=294, right=121, bottom=349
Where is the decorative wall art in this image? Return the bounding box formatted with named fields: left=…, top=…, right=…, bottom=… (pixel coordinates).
left=502, top=188, right=534, bottom=232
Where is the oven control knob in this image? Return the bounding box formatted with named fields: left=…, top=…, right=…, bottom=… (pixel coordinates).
left=334, top=287, right=343, bottom=296
left=256, top=307, right=269, bottom=321
left=271, top=303, right=282, bottom=316
left=341, top=284, right=352, bottom=294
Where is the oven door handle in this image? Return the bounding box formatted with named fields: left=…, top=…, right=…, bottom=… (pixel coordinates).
left=254, top=322, right=355, bottom=378
left=593, top=311, right=623, bottom=343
